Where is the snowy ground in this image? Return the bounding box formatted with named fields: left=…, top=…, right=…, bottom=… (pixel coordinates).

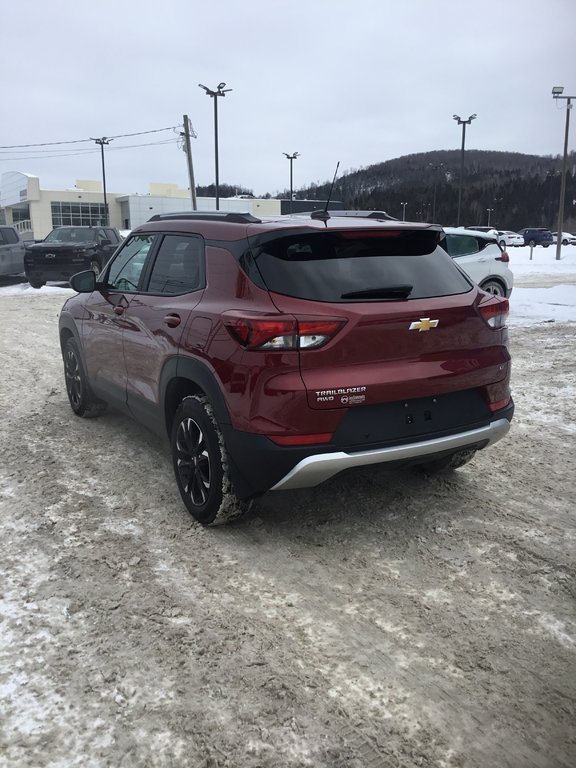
left=0, top=245, right=575, bottom=767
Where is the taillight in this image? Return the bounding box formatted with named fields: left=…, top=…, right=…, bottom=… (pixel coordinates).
left=488, top=397, right=511, bottom=413
left=298, top=320, right=345, bottom=349
left=267, top=433, right=333, bottom=446
left=496, top=250, right=509, bottom=263
left=224, top=317, right=296, bottom=350
left=223, top=313, right=346, bottom=351
left=478, top=298, right=509, bottom=329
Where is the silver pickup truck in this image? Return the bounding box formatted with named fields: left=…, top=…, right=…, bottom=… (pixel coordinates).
left=0, top=225, right=26, bottom=277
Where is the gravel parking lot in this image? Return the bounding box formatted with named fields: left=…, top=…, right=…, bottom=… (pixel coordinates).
left=1, top=289, right=575, bottom=768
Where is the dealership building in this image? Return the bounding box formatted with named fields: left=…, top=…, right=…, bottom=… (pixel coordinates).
left=0, top=171, right=283, bottom=240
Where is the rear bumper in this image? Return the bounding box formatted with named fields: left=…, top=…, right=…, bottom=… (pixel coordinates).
left=271, top=417, right=510, bottom=491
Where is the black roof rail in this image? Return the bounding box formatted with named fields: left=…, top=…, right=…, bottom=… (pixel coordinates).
left=326, top=210, right=398, bottom=221
left=147, top=211, right=262, bottom=224
left=296, top=210, right=398, bottom=221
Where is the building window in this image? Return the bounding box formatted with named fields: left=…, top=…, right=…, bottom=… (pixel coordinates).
left=51, top=201, right=107, bottom=227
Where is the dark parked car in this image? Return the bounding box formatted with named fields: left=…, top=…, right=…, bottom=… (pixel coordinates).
left=517, top=228, right=553, bottom=247
left=59, top=211, right=513, bottom=525
left=25, top=226, right=122, bottom=288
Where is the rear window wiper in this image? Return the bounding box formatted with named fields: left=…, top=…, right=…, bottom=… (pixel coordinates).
left=341, top=285, right=413, bottom=300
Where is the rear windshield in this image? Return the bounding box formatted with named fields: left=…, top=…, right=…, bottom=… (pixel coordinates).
left=252, top=230, right=472, bottom=302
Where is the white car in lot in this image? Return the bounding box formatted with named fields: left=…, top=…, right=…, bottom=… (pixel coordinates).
left=552, top=231, right=576, bottom=246
left=497, top=230, right=524, bottom=248
left=441, top=227, right=513, bottom=297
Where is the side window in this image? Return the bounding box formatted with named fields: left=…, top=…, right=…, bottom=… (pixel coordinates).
left=106, top=235, right=155, bottom=292
left=105, top=228, right=119, bottom=243
left=0, top=229, right=6, bottom=245
left=146, top=234, right=203, bottom=295
left=444, top=234, right=480, bottom=258
left=1, top=228, right=18, bottom=244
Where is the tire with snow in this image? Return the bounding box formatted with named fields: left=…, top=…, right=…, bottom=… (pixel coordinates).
left=415, top=448, right=477, bottom=474
left=171, top=395, right=248, bottom=526
left=562, top=238, right=568, bottom=246
left=63, top=338, right=106, bottom=417
left=29, top=280, right=45, bottom=289
left=480, top=278, right=506, bottom=297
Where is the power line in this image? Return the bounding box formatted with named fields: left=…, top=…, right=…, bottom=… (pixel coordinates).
left=0, top=126, right=180, bottom=150
left=0, top=138, right=180, bottom=163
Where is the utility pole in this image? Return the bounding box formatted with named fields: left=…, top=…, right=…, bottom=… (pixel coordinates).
left=182, top=115, right=197, bottom=210
left=429, top=162, right=444, bottom=221
left=551, top=87, right=573, bottom=260
left=486, top=207, right=494, bottom=226
left=91, top=137, right=112, bottom=225
left=401, top=201, right=407, bottom=221
left=453, top=114, right=477, bottom=226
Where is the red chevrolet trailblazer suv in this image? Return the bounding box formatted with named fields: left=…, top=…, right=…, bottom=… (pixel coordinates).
left=59, top=211, right=513, bottom=525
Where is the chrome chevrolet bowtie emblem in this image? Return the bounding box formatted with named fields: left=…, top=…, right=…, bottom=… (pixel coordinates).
left=409, top=318, right=439, bottom=332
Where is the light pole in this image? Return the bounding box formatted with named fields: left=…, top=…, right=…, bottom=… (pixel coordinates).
left=198, top=82, right=232, bottom=210
left=401, top=201, right=407, bottom=221
left=91, top=136, right=112, bottom=225
left=486, top=207, right=494, bottom=226
left=453, top=113, right=477, bottom=226
left=429, top=162, right=444, bottom=221
left=552, top=86, right=574, bottom=260
left=283, top=152, right=300, bottom=214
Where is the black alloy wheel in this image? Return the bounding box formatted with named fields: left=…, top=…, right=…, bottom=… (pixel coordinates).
left=63, top=338, right=106, bottom=417
left=176, top=416, right=212, bottom=507
left=171, top=395, right=248, bottom=525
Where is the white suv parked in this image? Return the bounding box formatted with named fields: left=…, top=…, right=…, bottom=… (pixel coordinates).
left=441, top=227, right=513, bottom=297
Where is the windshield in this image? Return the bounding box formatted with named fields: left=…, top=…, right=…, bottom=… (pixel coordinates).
left=45, top=228, right=97, bottom=244
left=252, top=230, right=471, bottom=302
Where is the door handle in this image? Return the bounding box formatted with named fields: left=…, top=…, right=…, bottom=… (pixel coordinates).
left=164, top=313, right=181, bottom=328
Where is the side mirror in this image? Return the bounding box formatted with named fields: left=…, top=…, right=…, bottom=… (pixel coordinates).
left=70, top=270, right=96, bottom=293
left=100, top=239, right=111, bottom=247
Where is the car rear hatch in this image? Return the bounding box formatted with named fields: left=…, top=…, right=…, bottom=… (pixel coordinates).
left=248, top=225, right=510, bottom=412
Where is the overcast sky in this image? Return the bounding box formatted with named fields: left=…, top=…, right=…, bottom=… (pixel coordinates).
left=1, top=0, right=575, bottom=198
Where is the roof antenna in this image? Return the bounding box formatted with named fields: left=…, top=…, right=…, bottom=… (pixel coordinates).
left=311, top=161, right=340, bottom=221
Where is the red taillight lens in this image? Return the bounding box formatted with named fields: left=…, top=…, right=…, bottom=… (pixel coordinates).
left=478, top=298, right=509, bottom=329
left=297, top=320, right=346, bottom=349
left=267, top=433, right=333, bottom=446
left=488, top=397, right=511, bottom=413
left=225, top=317, right=297, bottom=350
left=496, top=250, right=509, bottom=263
left=223, top=314, right=346, bottom=351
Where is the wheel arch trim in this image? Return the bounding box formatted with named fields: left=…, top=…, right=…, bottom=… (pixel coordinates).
left=161, top=356, right=232, bottom=438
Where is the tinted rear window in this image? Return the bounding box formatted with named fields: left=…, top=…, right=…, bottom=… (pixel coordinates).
left=253, top=230, right=471, bottom=302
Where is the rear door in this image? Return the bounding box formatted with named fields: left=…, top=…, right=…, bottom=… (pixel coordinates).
left=122, top=233, right=204, bottom=431
left=443, top=232, right=492, bottom=285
